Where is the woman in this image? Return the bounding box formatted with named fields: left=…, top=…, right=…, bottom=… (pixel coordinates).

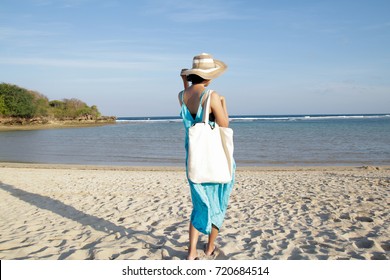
left=178, top=53, right=235, bottom=260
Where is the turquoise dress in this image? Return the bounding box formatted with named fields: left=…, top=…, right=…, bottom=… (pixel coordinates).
left=180, top=89, right=235, bottom=235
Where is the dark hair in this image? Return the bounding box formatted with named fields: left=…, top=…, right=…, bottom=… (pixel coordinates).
left=187, top=74, right=207, bottom=84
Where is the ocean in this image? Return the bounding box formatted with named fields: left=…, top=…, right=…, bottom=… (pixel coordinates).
left=0, top=114, right=389, bottom=167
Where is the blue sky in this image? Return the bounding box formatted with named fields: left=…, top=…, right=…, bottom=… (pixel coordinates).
left=1, top=0, right=389, bottom=116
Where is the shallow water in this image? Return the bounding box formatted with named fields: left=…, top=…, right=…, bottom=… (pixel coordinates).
left=0, top=114, right=389, bottom=166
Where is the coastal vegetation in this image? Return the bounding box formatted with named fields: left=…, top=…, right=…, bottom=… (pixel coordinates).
left=0, top=83, right=115, bottom=127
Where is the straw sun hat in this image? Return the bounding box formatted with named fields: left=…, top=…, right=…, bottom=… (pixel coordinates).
left=181, top=53, right=227, bottom=80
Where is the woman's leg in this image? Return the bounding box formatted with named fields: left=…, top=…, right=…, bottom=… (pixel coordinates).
left=187, top=222, right=199, bottom=260
left=205, top=224, right=218, bottom=255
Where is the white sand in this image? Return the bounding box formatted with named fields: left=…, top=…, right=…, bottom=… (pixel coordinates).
left=0, top=163, right=389, bottom=260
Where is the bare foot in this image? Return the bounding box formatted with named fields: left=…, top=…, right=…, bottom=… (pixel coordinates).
left=186, top=254, right=199, bottom=260
left=205, top=245, right=216, bottom=256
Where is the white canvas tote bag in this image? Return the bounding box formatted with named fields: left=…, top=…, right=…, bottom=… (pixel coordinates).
left=187, top=90, right=234, bottom=183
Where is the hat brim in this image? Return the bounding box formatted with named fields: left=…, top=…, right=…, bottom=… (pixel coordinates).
left=182, top=59, right=227, bottom=80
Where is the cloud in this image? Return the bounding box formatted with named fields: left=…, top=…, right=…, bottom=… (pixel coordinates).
left=64, top=77, right=146, bottom=83
left=307, top=80, right=379, bottom=96
left=0, top=27, right=54, bottom=40
left=0, top=57, right=154, bottom=69
left=362, top=22, right=390, bottom=31
left=32, top=0, right=92, bottom=8
left=0, top=48, right=187, bottom=72
left=142, top=0, right=247, bottom=22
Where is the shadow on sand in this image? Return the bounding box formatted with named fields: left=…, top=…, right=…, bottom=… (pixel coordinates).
left=0, top=182, right=190, bottom=260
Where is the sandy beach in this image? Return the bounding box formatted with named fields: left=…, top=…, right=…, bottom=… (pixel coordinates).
left=0, top=163, right=389, bottom=260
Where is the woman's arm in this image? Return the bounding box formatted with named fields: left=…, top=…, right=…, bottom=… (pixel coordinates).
left=219, top=96, right=229, bottom=121
left=178, top=92, right=183, bottom=106
left=210, top=92, right=229, bottom=127
left=181, top=69, right=189, bottom=90
left=178, top=69, right=189, bottom=106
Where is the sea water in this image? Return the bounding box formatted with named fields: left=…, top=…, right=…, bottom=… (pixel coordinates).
left=0, top=114, right=389, bottom=166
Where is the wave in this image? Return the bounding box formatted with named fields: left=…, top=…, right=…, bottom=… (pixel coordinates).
left=116, top=117, right=181, bottom=123
left=117, top=114, right=390, bottom=123
left=230, top=114, right=390, bottom=122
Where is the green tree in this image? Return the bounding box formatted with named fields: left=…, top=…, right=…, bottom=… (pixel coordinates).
left=0, top=94, right=8, bottom=116
left=29, top=90, right=49, bottom=117
left=0, top=83, right=35, bottom=118
left=1, top=83, right=103, bottom=120
left=90, top=105, right=101, bottom=118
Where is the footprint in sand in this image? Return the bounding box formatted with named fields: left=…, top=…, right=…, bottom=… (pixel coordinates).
left=151, top=221, right=160, bottom=226
left=370, top=252, right=387, bottom=260
left=353, top=238, right=374, bottom=249
left=355, top=216, right=374, bottom=223
left=339, top=213, right=350, bottom=220
left=380, top=241, right=390, bottom=251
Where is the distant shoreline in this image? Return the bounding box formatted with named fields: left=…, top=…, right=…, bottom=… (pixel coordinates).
left=0, top=117, right=116, bottom=131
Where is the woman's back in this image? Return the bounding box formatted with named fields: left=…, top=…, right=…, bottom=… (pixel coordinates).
left=180, top=88, right=207, bottom=129
left=181, top=85, right=206, bottom=116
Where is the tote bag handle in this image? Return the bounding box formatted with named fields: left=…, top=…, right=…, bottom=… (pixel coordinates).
left=202, top=90, right=213, bottom=124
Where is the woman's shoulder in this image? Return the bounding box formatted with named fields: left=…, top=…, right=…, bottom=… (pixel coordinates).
left=178, top=90, right=185, bottom=105
left=209, top=90, right=221, bottom=101
left=178, top=90, right=185, bottom=98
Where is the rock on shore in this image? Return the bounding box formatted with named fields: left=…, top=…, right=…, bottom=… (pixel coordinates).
left=0, top=116, right=116, bottom=129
